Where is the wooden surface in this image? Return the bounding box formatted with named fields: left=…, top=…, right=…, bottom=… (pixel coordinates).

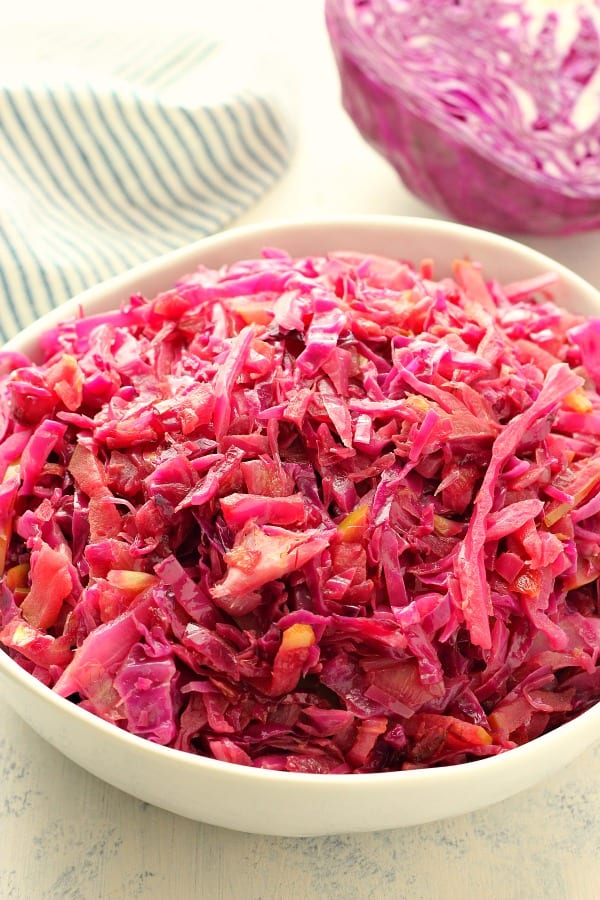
left=2, top=2, right=600, bottom=897
left=1, top=699, right=599, bottom=900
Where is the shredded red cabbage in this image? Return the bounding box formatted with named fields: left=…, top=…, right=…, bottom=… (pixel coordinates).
left=1, top=247, right=600, bottom=773
left=326, top=0, right=600, bottom=235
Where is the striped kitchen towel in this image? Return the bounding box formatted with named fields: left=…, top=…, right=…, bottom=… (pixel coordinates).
left=0, top=23, right=293, bottom=340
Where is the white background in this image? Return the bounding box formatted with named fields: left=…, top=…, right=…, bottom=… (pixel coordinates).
left=1, top=2, right=599, bottom=898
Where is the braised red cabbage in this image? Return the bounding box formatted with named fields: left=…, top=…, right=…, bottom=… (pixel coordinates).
left=326, top=0, right=600, bottom=235
left=1, top=247, right=600, bottom=773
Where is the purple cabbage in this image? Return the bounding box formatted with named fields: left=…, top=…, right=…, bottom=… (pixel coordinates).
left=326, top=0, right=600, bottom=234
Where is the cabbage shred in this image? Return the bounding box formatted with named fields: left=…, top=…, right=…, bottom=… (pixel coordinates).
left=1, top=248, right=600, bottom=773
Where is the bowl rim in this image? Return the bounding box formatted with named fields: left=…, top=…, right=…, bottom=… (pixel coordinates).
left=1, top=212, right=599, bottom=789
left=4, top=214, right=600, bottom=358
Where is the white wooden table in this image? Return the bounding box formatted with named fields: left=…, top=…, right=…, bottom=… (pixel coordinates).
left=2, top=2, right=600, bottom=897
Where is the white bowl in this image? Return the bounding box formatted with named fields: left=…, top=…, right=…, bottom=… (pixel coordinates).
left=1, top=216, right=599, bottom=836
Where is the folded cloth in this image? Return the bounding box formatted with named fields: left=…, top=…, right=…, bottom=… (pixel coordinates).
left=0, top=23, right=292, bottom=340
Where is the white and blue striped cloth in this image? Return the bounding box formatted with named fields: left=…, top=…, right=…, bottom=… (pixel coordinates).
left=0, top=24, right=292, bottom=340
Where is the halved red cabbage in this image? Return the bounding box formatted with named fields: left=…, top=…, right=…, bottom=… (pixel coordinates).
left=326, top=0, right=600, bottom=234
left=1, top=247, right=600, bottom=773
